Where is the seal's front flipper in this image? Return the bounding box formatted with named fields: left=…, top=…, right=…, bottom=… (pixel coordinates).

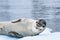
left=8, top=31, right=23, bottom=38
left=11, top=19, right=21, bottom=23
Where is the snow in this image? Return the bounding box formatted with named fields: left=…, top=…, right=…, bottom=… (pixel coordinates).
left=0, top=28, right=60, bottom=40
left=0, top=35, right=17, bottom=40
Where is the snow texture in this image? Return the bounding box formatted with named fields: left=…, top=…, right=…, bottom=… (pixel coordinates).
left=0, top=28, right=60, bottom=40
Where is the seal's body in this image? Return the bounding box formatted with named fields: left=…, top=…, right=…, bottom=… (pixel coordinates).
left=0, top=18, right=46, bottom=38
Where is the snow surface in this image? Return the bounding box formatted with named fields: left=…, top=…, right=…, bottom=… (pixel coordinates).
left=0, top=28, right=60, bottom=40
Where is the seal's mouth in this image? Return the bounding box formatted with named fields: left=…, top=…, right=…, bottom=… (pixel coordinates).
left=36, top=26, right=45, bottom=33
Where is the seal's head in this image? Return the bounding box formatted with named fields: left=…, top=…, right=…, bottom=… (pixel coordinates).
left=35, top=19, right=46, bottom=34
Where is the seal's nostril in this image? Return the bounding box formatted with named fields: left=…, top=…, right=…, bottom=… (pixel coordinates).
left=39, top=29, right=42, bottom=30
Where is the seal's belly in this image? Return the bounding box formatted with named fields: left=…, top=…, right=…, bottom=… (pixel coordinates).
left=0, top=23, right=35, bottom=37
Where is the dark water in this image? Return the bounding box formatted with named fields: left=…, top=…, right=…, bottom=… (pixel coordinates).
left=32, top=0, right=60, bottom=32
left=0, top=0, right=60, bottom=32
left=0, top=0, right=10, bottom=21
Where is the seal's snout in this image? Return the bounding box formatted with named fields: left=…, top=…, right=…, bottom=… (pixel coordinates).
left=36, top=19, right=46, bottom=27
